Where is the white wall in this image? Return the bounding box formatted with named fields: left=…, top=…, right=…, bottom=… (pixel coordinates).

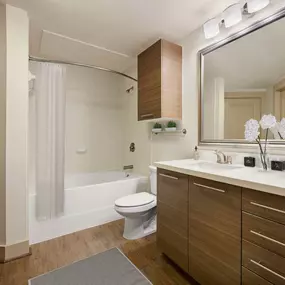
left=0, top=4, right=7, bottom=246
left=180, top=0, right=285, bottom=150
left=5, top=4, right=29, bottom=245
left=121, top=70, right=151, bottom=176
left=0, top=4, right=29, bottom=248
left=121, top=1, right=285, bottom=176
left=65, top=66, right=124, bottom=175
left=29, top=64, right=125, bottom=194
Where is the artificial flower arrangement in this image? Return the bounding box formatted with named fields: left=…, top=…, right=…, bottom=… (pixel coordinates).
left=244, top=115, right=285, bottom=170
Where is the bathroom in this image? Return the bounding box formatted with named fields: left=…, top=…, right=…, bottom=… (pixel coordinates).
left=1, top=0, right=285, bottom=285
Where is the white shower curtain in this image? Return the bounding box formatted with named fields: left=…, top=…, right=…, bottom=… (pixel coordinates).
left=34, top=63, right=66, bottom=220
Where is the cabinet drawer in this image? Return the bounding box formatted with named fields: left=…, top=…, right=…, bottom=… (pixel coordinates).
left=157, top=223, right=188, bottom=272
left=189, top=218, right=240, bottom=272
left=243, top=188, right=285, bottom=225
left=189, top=177, right=241, bottom=238
left=157, top=169, right=188, bottom=214
left=242, top=267, right=273, bottom=285
left=243, top=240, right=285, bottom=285
left=243, top=212, right=285, bottom=258
left=189, top=243, right=240, bottom=285
left=158, top=201, right=187, bottom=237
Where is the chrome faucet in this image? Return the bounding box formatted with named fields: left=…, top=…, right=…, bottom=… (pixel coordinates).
left=214, top=150, right=232, bottom=164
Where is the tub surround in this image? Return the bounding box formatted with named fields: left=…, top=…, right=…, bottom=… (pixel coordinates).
left=154, top=159, right=285, bottom=197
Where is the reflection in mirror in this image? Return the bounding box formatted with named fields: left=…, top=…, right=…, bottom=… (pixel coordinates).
left=202, top=14, right=285, bottom=142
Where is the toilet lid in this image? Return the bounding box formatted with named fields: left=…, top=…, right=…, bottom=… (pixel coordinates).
left=115, top=192, right=155, bottom=207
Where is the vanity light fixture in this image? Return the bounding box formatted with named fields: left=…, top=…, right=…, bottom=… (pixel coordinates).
left=246, top=0, right=270, bottom=13
left=203, top=0, right=271, bottom=39
left=203, top=17, right=220, bottom=39
left=223, top=3, right=242, bottom=28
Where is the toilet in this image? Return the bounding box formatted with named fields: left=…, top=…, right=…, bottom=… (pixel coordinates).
left=114, top=166, right=157, bottom=240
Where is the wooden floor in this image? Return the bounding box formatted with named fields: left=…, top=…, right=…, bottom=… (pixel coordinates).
left=0, top=219, right=195, bottom=285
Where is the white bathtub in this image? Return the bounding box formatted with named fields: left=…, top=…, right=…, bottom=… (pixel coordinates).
left=30, top=172, right=148, bottom=244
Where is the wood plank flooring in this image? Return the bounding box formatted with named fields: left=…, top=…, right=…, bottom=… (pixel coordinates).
left=0, top=219, right=195, bottom=285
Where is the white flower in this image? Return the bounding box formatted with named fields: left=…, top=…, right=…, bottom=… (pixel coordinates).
left=244, top=129, right=260, bottom=142
left=244, top=119, right=260, bottom=141
left=260, top=114, right=277, bottom=130
left=245, top=119, right=259, bottom=132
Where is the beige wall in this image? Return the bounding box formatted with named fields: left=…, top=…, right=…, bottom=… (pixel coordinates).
left=65, top=66, right=124, bottom=175
left=29, top=64, right=125, bottom=193
left=180, top=0, right=285, bottom=150
left=122, top=1, right=285, bottom=176
left=121, top=70, right=151, bottom=176
left=0, top=4, right=7, bottom=246
left=0, top=4, right=29, bottom=250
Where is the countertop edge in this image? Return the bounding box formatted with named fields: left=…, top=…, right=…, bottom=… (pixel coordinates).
left=154, top=162, right=285, bottom=197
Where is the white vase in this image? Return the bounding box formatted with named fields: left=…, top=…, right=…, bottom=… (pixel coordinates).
left=165, top=127, right=177, bottom=132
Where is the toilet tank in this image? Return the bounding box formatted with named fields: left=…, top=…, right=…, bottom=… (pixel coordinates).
left=149, top=166, right=157, bottom=195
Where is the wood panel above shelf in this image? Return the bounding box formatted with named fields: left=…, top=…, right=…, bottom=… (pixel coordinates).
left=138, top=39, right=182, bottom=121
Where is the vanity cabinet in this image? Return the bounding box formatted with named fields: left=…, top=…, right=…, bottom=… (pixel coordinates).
left=242, top=189, right=285, bottom=285
left=137, top=39, right=182, bottom=121
left=157, top=168, right=188, bottom=272
left=189, top=178, right=241, bottom=285
left=157, top=168, right=285, bottom=285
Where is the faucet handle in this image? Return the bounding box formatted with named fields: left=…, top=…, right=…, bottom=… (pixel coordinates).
left=214, top=150, right=222, bottom=163
left=226, top=156, right=232, bottom=164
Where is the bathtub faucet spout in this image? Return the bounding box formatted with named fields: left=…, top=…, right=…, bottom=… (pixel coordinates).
left=123, top=165, right=133, bottom=178
left=123, top=165, right=134, bottom=170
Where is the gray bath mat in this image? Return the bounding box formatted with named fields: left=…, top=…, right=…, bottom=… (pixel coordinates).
left=29, top=248, right=152, bottom=285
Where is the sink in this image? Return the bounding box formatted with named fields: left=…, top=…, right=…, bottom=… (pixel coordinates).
left=193, top=161, right=244, bottom=171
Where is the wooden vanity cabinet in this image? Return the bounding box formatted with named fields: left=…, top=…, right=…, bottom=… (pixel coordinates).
left=157, top=168, right=188, bottom=272
left=188, top=177, right=241, bottom=285
left=138, top=39, right=182, bottom=121
left=157, top=168, right=285, bottom=285
left=242, top=189, right=285, bottom=285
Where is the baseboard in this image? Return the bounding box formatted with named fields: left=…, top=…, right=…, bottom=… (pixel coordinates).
left=0, top=240, right=31, bottom=263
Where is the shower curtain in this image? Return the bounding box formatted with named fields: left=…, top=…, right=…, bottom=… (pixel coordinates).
left=34, top=63, right=66, bottom=220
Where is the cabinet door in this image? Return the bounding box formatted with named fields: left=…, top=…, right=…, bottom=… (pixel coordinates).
left=157, top=169, right=188, bottom=272
left=138, top=40, right=161, bottom=121
left=189, top=177, right=241, bottom=285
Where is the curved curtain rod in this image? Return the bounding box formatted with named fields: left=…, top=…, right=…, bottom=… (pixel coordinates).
left=29, top=56, right=138, bottom=82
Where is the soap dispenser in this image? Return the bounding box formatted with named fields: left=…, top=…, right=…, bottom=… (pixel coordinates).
left=194, top=146, right=200, bottom=160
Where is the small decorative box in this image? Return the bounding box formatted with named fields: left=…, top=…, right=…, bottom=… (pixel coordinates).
left=244, top=157, right=255, bottom=167
left=271, top=161, right=285, bottom=171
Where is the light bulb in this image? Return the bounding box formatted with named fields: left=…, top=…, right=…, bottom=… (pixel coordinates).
left=203, top=18, right=220, bottom=39
left=247, top=0, right=270, bottom=13
left=223, top=3, right=242, bottom=28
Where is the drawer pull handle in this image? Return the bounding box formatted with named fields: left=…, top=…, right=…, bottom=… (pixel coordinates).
left=159, top=173, right=178, bottom=180
left=250, top=259, right=285, bottom=281
left=194, top=183, right=225, bottom=193
left=250, top=230, right=285, bottom=247
left=141, top=114, right=154, bottom=118
left=250, top=202, right=285, bottom=215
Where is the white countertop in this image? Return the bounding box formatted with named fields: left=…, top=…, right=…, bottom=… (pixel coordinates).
left=154, top=159, right=285, bottom=197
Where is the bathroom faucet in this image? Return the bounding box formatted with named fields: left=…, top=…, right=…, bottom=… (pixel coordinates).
left=214, top=150, right=231, bottom=164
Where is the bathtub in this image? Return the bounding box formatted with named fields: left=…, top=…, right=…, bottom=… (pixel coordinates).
left=29, top=172, right=148, bottom=244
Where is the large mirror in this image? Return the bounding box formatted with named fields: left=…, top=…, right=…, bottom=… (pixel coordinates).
left=200, top=10, right=285, bottom=145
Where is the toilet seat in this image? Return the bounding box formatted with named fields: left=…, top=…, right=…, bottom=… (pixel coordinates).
left=115, top=192, right=157, bottom=214
left=115, top=192, right=155, bottom=207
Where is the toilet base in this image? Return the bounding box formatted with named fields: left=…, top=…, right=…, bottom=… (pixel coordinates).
left=123, top=215, right=156, bottom=240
